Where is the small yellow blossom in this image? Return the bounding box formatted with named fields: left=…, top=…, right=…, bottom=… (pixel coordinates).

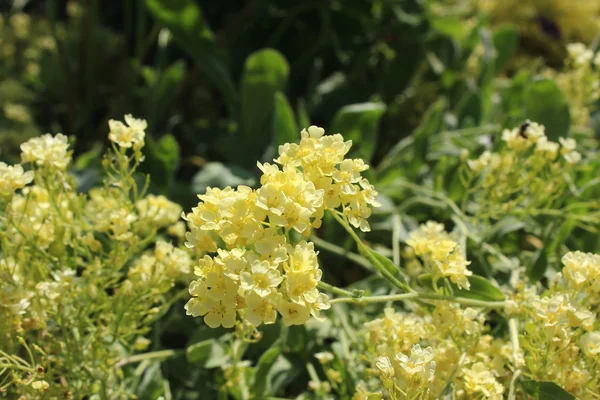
left=108, top=114, right=147, bottom=151
left=0, top=162, right=34, bottom=194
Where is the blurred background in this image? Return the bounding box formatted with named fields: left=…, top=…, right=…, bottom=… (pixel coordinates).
left=2, top=0, right=599, bottom=211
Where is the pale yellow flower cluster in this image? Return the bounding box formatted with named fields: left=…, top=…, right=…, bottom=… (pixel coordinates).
left=462, top=362, right=504, bottom=400
left=359, top=305, right=508, bottom=399
left=512, top=250, right=600, bottom=397
left=550, top=42, right=600, bottom=126
left=128, top=240, right=192, bottom=293
left=20, top=133, right=71, bottom=170
left=466, top=121, right=581, bottom=216
left=275, top=126, right=380, bottom=232
left=108, top=114, right=147, bottom=151
left=0, top=162, right=34, bottom=195
left=184, top=127, right=379, bottom=328
left=406, top=221, right=472, bottom=290
left=8, top=186, right=76, bottom=249
left=136, top=194, right=183, bottom=231
left=561, top=251, right=600, bottom=293
left=1, top=122, right=194, bottom=396
left=375, top=344, right=436, bottom=397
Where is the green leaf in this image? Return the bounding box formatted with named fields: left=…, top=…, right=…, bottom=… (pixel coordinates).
left=273, top=91, right=298, bottom=146
left=358, top=245, right=408, bottom=285
left=528, top=248, right=548, bottom=282
left=429, top=16, right=466, bottom=40
left=492, top=24, right=519, bottom=70
left=145, top=60, right=185, bottom=127
left=524, top=79, right=571, bottom=140
left=251, top=345, right=281, bottom=397
left=521, top=381, right=577, bottom=400
left=136, top=363, right=165, bottom=399
left=418, top=274, right=505, bottom=301
left=145, top=0, right=236, bottom=110
left=297, top=98, right=311, bottom=129
left=186, top=339, right=229, bottom=368
left=191, top=162, right=256, bottom=194
left=240, top=49, right=290, bottom=165
left=330, top=102, right=386, bottom=162
left=143, top=134, right=180, bottom=193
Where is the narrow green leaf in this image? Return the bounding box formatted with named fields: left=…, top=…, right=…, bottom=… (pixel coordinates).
left=145, top=0, right=236, bottom=110
left=330, top=102, right=386, bottom=162
left=521, top=380, right=577, bottom=400
left=524, top=79, right=571, bottom=140
left=251, top=345, right=281, bottom=397
left=358, top=245, right=408, bottom=285
left=297, top=98, right=311, bottom=129
left=240, top=49, right=289, bottom=165
left=273, top=91, right=298, bottom=146
left=418, top=274, right=505, bottom=301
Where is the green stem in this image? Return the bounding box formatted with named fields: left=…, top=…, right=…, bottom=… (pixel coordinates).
left=114, top=349, right=181, bottom=368
left=331, top=211, right=411, bottom=292
left=310, top=235, right=374, bottom=272
left=317, top=281, right=355, bottom=297
left=330, top=291, right=506, bottom=308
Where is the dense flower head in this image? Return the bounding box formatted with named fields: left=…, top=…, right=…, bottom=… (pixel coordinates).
left=184, top=127, right=379, bottom=328
left=465, top=121, right=582, bottom=217
left=0, top=162, right=34, bottom=195
left=275, top=125, right=380, bottom=232
left=406, top=221, right=472, bottom=290
left=108, top=114, right=147, bottom=151
left=20, top=133, right=71, bottom=170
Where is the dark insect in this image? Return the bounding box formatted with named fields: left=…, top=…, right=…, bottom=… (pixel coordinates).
left=519, top=121, right=531, bottom=138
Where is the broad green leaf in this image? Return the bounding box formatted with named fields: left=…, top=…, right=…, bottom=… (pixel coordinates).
left=273, top=91, right=298, bottom=146
left=524, top=79, right=571, bottom=140
left=493, top=24, right=519, bottom=70
left=418, top=273, right=505, bottom=301
left=145, top=0, right=236, bottom=110
left=74, top=142, right=103, bottom=170
left=191, top=162, right=256, bottom=194
left=136, top=363, right=165, bottom=399
left=521, top=380, right=577, bottom=400
left=251, top=345, right=281, bottom=397
left=143, top=134, right=180, bottom=193
left=186, top=339, right=229, bottom=368
left=240, top=49, right=289, bottom=165
left=429, top=16, right=465, bottom=40
left=330, top=102, right=386, bottom=162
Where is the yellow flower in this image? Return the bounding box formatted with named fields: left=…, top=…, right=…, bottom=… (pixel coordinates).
left=185, top=280, right=237, bottom=328
left=0, top=162, right=34, bottom=194
left=108, top=114, right=147, bottom=151
left=245, top=291, right=280, bottom=326
left=580, top=331, right=600, bottom=357
left=20, top=133, right=71, bottom=170
left=239, top=260, right=283, bottom=297
left=278, top=299, right=310, bottom=326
